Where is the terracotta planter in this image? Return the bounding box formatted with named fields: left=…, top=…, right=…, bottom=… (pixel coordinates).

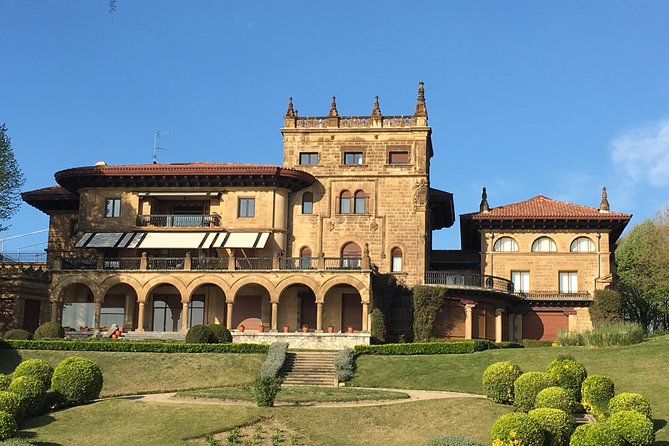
left=258, top=324, right=265, bottom=332
left=302, top=325, right=309, bottom=333
left=327, top=326, right=334, bottom=333
left=118, top=326, right=124, bottom=334
left=238, top=325, right=245, bottom=332
left=347, top=326, right=354, bottom=333
left=283, top=326, right=289, bottom=333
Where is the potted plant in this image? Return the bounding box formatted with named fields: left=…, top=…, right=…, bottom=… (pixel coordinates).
left=327, top=325, right=334, bottom=333
left=258, top=324, right=265, bottom=332
left=283, top=325, right=289, bottom=333
left=302, top=325, right=309, bottom=333
left=238, top=324, right=245, bottom=332
left=347, top=326, right=354, bottom=333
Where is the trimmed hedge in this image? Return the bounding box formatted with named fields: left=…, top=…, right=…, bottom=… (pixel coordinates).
left=0, top=377, right=9, bottom=392
left=482, top=361, right=523, bottom=404
left=33, top=322, right=65, bottom=340
left=185, top=325, right=216, bottom=344
left=569, top=423, right=622, bottom=446
left=250, top=376, right=282, bottom=407
left=546, top=356, right=587, bottom=401
left=334, top=348, right=356, bottom=382
left=421, top=435, right=484, bottom=446
left=2, top=330, right=31, bottom=341
left=354, top=340, right=495, bottom=355
left=590, top=290, right=623, bottom=327
left=490, top=412, right=544, bottom=446
left=260, top=342, right=288, bottom=379
left=0, top=411, right=17, bottom=442
left=581, top=375, right=614, bottom=419
left=608, top=392, right=652, bottom=419
left=8, top=376, right=45, bottom=416
left=51, top=357, right=103, bottom=405
left=0, top=392, right=21, bottom=419
left=513, top=371, right=557, bottom=413
left=495, top=342, right=524, bottom=349
left=606, top=410, right=655, bottom=446
left=207, top=324, right=232, bottom=343
left=535, top=386, right=577, bottom=414
left=0, top=339, right=268, bottom=354
left=12, top=359, right=53, bottom=389
left=528, top=408, right=573, bottom=446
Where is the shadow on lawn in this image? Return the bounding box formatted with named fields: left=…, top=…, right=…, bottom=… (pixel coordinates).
left=0, top=348, right=22, bottom=373
left=654, top=419, right=668, bottom=445
left=19, top=425, right=63, bottom=446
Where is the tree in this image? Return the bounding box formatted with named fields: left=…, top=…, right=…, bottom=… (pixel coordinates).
left=615, top=219, right=669, bottom=331
left=0, top=124, right=26, bottom=231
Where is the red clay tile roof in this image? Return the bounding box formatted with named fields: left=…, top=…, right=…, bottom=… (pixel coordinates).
left=470, top=195, right=631, bottom=220
left=22, top=186, right=79, bottom=213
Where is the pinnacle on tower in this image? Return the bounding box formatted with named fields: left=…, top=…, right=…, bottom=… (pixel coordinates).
left=479, top=187, right=490, bottom=213
left=414, top=81, right=428, bottom=118
left=328, top=96, right=339, bottom=117
left=371, top=96, right=382, bottom=117
left=285, top=97, right=296, bottom=118
left=599, top=186, right=610, bottom=212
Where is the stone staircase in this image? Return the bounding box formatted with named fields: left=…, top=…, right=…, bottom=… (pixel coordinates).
left=280, top=350, right=337, bottom=387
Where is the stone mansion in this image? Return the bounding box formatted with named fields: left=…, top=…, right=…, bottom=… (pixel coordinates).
left=14, top=83, right=631, bottom=344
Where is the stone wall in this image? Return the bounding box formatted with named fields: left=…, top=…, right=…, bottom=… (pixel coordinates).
left=232, top=332, right=371, bottom=350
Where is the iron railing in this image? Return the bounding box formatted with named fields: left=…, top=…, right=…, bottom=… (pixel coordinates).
left=147, top=257, right=184, bottom=270
left=324, top=257, right=361, bottom=270
left=191, top=257, right=228, bottom=271
left=0, top=252, right=47, bottom=263
left=61, top=257, right=97, bottom=270
left=103, top=258, right=142, bottom=270
left=136, top=214, right=221, bottom=227
left=235, top=257, right=273, bottom=270
left=424, top=271, right=515, bottom=294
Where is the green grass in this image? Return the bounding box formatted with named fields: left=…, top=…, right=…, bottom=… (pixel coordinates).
left=178, top=385, right=410, bottom=403
left=0, top=349, right=264, bottom=397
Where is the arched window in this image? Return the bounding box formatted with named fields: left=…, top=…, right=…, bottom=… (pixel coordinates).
left=354, top=190, right=366, bottom=214
left=532, top=237, right=557, bottom=252
left=493, top=237, right=518, bottom=252
left=391, top=247, right=403, bottom=272
left=339, top=190, right=352, bottom=214
left=300, top=247, right=312, bottom=269
left=341, top=242, right=361, bottom=269
left=302, top=192, right=313, bottom=214
left=571, top=237, right=596, bottom=252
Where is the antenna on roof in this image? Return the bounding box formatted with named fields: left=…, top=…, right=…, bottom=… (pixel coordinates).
left=152, top=131, right=166, bottom=164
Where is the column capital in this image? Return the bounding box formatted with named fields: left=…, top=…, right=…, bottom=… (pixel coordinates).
left=495, top=308, right=505, bottom=316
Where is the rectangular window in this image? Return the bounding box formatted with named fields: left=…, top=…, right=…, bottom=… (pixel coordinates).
left=238, top=198, right=255, bottom=218
left=559, top=272, right=578, bottom=293
left=299, top=152, right=319, bottom=165
left=105, top=198, right=121, bottom=218
left=388, top=151, right=409, bottom=164
left=344, top=152, right=363, bottom=165
left=511, top=271, right=530, bottom=292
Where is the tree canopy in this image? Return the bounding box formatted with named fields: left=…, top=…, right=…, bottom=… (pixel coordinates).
left=0, top=124, right=26, bottom=231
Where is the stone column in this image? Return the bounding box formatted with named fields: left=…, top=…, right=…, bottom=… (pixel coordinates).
left=316, top=303, right=323, bottom=332
left=362, top=303, right=369, bottom=332
left=124, top=294, right=133, bottom=329
left=514, top=314, right=523, bottom=341
left=226, top=303, right=233, bottom=329
left=274, top=189, right=289, bottom=254
left=271, top=302, right=278, bottom=331
left=181, top=302, right=189, bottom=332
left=464, top=303, right=476, bottom=340
left=94, top=300, right=102, bottom=331
left=137, top=302, right=145, bottom=332
left=495, top=308, right=504, bottom=343
left=51, top=301, right=59, bottom=322
left=507, top=314, right=515, bottom=342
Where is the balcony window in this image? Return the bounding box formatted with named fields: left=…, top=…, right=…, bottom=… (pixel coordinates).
left=571, top=237, right=596, bottom=252
left=532, top=236, right=557, bottom=252
left=238, top=197, right=255, bottom=218
left=493, top=237, right=518, bottom=252
left=105, top=198, right=121, bottom=218
left=559, top=271, right=578, bottom=293
left=344, top=152, right=363, bottom=165
left=300, top=247, right=312, bottom=269
left=339, top=190, right=352, bottom=214
left=388, top=151, right=409, bottom=165
left=354, top=190, right=366, bottom=214
left=511, top=271, right=530, bottom=292
left=299, top=152, right=318, bottom=166
left=391, top=247, right=403, bottom=272
left=341, top=242, right=361, bottom=268
left=302, top=192, right=313, bottom=214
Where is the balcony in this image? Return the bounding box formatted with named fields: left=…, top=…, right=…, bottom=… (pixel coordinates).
left=424, top=271, right=515, bottom=294
left=136, top=214, right=221, bottom=228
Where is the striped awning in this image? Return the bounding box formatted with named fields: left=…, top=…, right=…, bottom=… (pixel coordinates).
left=75, top=232, right=270, bottom=250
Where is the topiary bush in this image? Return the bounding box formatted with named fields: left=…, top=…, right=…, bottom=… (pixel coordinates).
left=0, top=376, right=9, bottom=392
left=334, top=347, right=356, bottom=382
left=250, top=376, right=283, bottom=407
left=581, top=375, right=614, bottom=419
left=185, top=325, right=216, bottom=344
left=0, top=411, right=17, bottom=442
left=12, top=359, right=53, bottom=389
left=33, top=322, right=65, bottom=340
left=421, top=435, right=484, bottom=446
left=2, top=330, right=32, bottom=341
left=528, top=408, right=573, bottom=446
left=7, top=376, right=45, bottom=417
left=0, top=392, right=21, bottom=420
left=606, top=410, right=655, bottom=446
left=490, top=412, right=544, bottom=446
left=535, top=386, right=577, bottom=414
left=260, top=342, right=288, bottom=379
left=50, top=356, right=103, bottom=406
left=370, top=307, right=386, bottom=343
left=590, top=290, right=623, bottom=327
left=482, top=361, right=523, bottom=404
left=608, top=392, right=652, bottom=419
left=546, top=356, right=587, bottom=401
left=206, top=324, right=232, bottom=343
left=513, top=371, right=557, bottom=413
left=569, top=422, right=622, bottom=446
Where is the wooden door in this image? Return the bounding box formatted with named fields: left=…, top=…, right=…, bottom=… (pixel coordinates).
left=23, top=299, right=41, bottom=332
left=299, top=291, right=316, bottom=329
left=341, top=293, right=362, bottom=331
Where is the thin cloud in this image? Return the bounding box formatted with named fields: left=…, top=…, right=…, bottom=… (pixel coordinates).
left=611, top=118, right=669, bottom=186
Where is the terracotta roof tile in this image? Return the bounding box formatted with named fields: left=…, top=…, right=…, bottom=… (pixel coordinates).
left=471, top=195, right=631, bottom=220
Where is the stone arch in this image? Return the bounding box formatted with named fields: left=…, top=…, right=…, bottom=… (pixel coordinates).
left=229, top=276, right=277, bottom=302
left=142, top=276, right=188, bottom=302
left=319, top=276, right=369, bottom=303
left=52, top=279, right=100, bottom=303
left=275, top=276, right=319, bottom=302
left=99, top=275, right=143, bottom=299
left=185, top=275, right=231, bottom=300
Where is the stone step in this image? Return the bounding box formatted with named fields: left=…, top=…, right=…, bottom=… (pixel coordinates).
left=280, top=351, right=337, bottom=387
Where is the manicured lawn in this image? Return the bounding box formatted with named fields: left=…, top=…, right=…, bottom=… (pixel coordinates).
left=178, top=385, right=410, bottom=403
left=0, top=349, right=264, bottom=397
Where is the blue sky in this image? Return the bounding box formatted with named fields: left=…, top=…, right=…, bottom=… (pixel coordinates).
left=1, top=1, right=668, bottom=252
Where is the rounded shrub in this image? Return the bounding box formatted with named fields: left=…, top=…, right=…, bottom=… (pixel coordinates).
left=546, top=356, right=587, bottom=401
left=569, top=422, right=622, bottom=446
left=13, top=359, right=53, bottom=390
left=0, top=392, right=21, bottom=420
left=51, top=357, right=103, bottom=406
left=606, top=410, right=655, bottom=446
left=2, top=329, right=32, bottom=340
left=0, top=376, right=10, bottom=392
left=185, top=324, right=216, bottom=344
left=513, top=371, right=557, bottom=412
left=581, top=375, right=614, bottom=419
left=422, top=435, right=484, bottom=446
left=482, top=361, right=523, bottom=404
left=608, top=392, right=652, bottom=419
left=535, top=386, right=577, bottom=414
left=528, top=408, right=573, bottom=446
left=33, top=321, right=65, bottom=340
left=7, top=376, right=45, bottom=416
left=491, top=412, right=544, bottom=446
left=0, top=411, right=17, bottom=442
left=206, top=323, right=232, bottom=343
